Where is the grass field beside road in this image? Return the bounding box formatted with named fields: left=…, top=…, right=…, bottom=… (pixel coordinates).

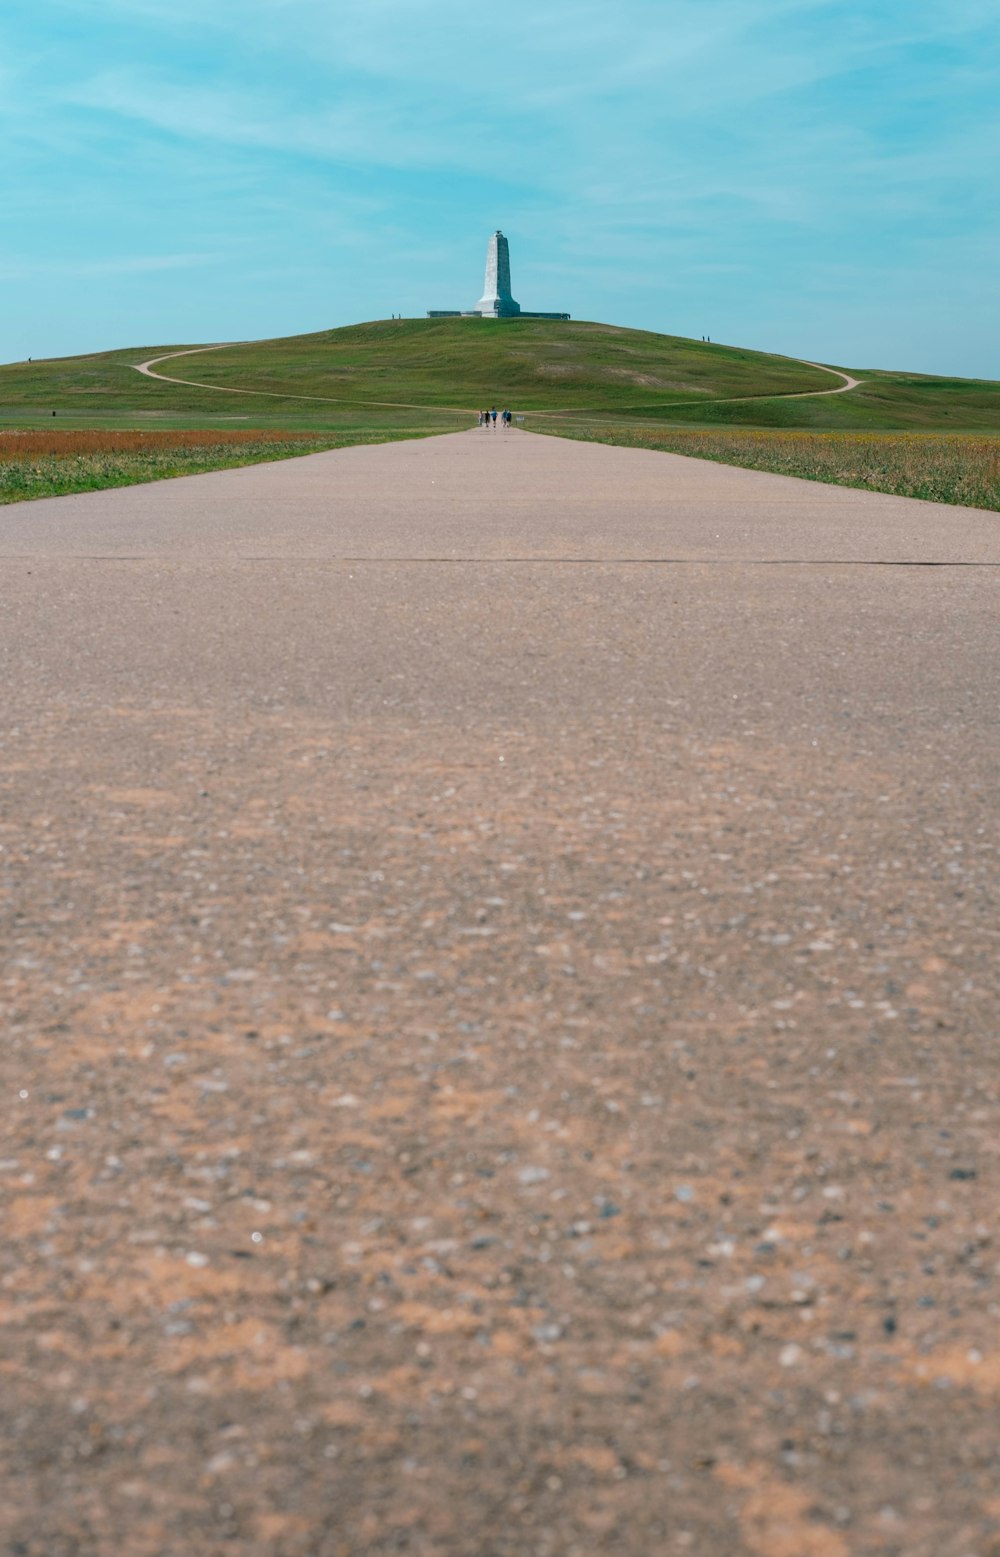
left=535, top=423, right=1000, bottom=511
left=0, top=428, right=423, bottom=503
left=3, top=318, right=999, bottom=507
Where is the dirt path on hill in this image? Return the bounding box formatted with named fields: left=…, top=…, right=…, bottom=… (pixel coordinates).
left=133, top=344, right=861, bottom=416
left=2, top=429, right=997, bottom=1557
left=133, top=344, right=474, bottom=415
left=786, top=361, right=861, bottom=395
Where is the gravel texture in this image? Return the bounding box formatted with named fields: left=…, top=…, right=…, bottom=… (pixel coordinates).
left=2, top=429, right=999, bottom=1556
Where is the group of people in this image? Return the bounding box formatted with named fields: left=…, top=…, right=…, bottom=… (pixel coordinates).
left=478, top=407, right=513, bottom=429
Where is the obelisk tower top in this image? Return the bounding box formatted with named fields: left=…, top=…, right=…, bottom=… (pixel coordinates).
left=426, top=229, right=568, bottom=319
left=475, top=230, right=521, bottom=317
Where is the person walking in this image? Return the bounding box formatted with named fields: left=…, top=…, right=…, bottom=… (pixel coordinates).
left=490, top=407, right=498, bottom=429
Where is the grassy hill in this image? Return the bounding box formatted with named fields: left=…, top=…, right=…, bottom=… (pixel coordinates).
left=2, top=317, right=998, bottom=433
left=0, top=317, right=839, bottom=430
left=126, top=318, right=836, bottom=410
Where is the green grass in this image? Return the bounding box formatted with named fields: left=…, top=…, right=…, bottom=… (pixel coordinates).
left=145, top=319, right=837, bottom=412
left=0, top=429, right=421, bottom=504
left=534, top=423, right=1000, bottom=511
left=576, top=369, right=1000, bottom=432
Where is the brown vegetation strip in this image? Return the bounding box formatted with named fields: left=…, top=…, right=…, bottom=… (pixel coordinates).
left=0, top=428, right=420, bottom=503
left=0, top=429, right=332, bottom=456
left=541, top=425, right=1000, bottom=512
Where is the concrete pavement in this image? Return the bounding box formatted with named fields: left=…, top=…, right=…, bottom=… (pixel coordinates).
left=2, top=430, right=999, bottom=1556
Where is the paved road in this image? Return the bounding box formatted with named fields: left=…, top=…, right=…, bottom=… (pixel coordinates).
left=2, top=431, right=999, bottom=1556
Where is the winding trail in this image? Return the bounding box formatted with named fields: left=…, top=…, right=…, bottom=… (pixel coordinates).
left=134, top=344, right=472, bottom=415
left=133, top=344, right=862, bottom=417
left=775, top=360, right=861, bottom=397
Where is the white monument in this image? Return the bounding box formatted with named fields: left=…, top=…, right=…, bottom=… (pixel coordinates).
left=428, top=230, right=569, bottom=320
left=475, top=231, right=521, bottom=318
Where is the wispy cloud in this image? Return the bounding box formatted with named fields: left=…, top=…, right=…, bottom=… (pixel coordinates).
left=2, top=0, right=998, bottom=372
left=64, top=71, right=506, bottom=172
left=0, top=252, right=217, bottom=281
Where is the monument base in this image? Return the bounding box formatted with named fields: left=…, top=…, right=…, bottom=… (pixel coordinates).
left=427, top=310, right=571, bottom=320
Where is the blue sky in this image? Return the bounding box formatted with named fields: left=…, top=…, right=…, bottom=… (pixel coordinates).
left=3, top=0, right=999, bottom=376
